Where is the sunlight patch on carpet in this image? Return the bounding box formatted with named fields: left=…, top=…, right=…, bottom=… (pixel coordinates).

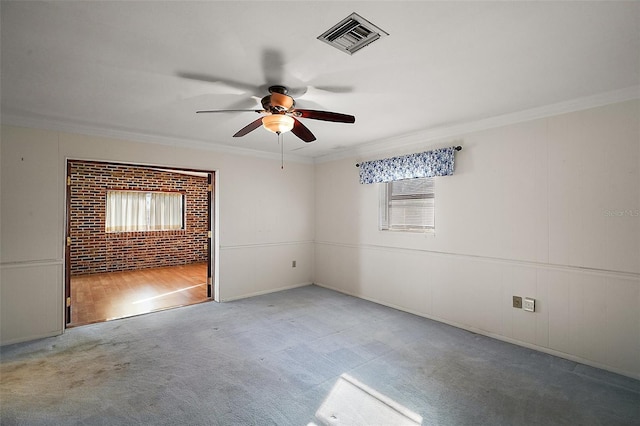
left=312, top=373, right=422, bottom=425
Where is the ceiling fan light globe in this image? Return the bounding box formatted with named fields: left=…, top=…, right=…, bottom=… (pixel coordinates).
left=262, top=115, right=294, bottom=134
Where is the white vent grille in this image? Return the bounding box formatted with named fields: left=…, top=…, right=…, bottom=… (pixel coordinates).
left=318, top=12, right=388, bottom=55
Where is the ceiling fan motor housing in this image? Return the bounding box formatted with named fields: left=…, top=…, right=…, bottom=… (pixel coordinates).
left=266, top=91, right=295, bottom=112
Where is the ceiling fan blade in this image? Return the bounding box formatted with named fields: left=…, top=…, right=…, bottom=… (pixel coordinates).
left=177, top=72, right=257, bottom=95
left=291, top=118, right=316, bottom=143
left=295, top=85, right=353, bottom=99
left=233, top=118, right=264, bottom=137
left=196, top=109, right=262, bottom=114
left=294, top=109, right=355, bottom=123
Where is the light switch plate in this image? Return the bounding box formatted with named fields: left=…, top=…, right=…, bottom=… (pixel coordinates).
left=523, top=297, right=535, bottom=312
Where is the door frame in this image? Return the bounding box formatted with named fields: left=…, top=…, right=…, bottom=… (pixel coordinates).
left=64, top=159, right=218, bottom=327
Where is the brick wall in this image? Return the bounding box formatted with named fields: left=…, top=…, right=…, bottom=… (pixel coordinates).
left=69, top=161, right=209, bottom=275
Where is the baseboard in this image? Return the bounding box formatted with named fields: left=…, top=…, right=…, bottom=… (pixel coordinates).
left=220, top=282, right=313, bottom=302
left=1, top=330, right=62, bottom=347
left=314, top=282, right=640, bottom=381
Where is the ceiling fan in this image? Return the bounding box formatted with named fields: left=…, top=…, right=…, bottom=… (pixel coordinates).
left=196, top=85, right=355, bottom=142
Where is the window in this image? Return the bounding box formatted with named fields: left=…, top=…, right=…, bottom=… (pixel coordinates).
left=379, top=177, right=434, bottom=232
left=106, top=190, right=184, bottom=232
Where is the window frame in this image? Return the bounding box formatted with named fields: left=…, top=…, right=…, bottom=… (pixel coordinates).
left=105, top=189, right=185, bottom=233
left=379, top=177, right=435, bottom=233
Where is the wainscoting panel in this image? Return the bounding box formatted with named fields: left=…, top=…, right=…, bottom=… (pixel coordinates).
left=219, top=241, right=314, bottom=301
left=314, top=242, right=640, bottom=379
left=0, top=262, right=64, bottom=345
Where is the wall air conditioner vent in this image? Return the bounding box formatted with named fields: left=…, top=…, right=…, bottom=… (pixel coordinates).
left=318, top=12, right=388, bottom=55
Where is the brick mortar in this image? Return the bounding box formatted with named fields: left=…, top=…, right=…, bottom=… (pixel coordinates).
left=69, top=161, right=209, bottom=275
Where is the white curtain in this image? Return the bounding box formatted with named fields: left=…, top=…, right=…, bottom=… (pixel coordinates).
left=149, top=192, right=183, bottom=230
left=106, top=191, right=183, bottom=232
left=106, top=191, right=148, bottom=232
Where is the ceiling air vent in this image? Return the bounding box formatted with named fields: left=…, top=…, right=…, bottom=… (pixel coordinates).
left=318, top=12, right=388, bottom=55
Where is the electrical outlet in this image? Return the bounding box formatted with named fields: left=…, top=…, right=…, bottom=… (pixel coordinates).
left=292, top=260, right=296, bottom=268
left=513, top=296, right=522, bottom=309
left=523, top=297, right=535, bottom=312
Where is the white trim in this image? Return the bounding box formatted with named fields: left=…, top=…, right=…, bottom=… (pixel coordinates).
left=3, top=87, right=637, bottom=166
left=220, top=282, right=312, bottom=302
left=315, top=86, right=640, bottom=164
left=0, top=259, right=64, bottom=268
left=313, top=281, right=639, bottom=381
left=1, top=112, right=314, bottom=164
left=0, top=331, right=63, bottom=347
left=220, top=240, right=315, bottom=251
left=213, top=170, right=221, bottom=303
left=314, top=240, right=640, bottom=280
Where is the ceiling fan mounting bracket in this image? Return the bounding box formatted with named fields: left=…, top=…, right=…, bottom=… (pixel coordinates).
left=268, top=85, right=288, bottom=95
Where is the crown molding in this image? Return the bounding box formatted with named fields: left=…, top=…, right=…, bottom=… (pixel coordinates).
left=3, top=86, right=637, bottom=166
left=0, top=112, right=315, bottom=165
left=314, top=86, right=640, bottom=164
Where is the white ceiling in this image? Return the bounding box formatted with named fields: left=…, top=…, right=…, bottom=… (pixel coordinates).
left=2, top=1, right=639, bottom=159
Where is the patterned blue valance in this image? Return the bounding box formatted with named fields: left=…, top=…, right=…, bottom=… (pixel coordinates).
left=358, top=146, right=457, bottom=184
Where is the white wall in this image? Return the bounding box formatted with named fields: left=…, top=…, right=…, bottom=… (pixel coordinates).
left=2, top=99, right=638, bottom=379
left=0, top=126, right=315, bottom=344
left=314, top=99, right=640, bottom=378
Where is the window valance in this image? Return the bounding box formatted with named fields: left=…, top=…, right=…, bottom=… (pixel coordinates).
left=358, top=146, right=458, bottom=184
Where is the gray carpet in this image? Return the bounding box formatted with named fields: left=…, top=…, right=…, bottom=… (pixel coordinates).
left=1, top=285, right=638, bottom=425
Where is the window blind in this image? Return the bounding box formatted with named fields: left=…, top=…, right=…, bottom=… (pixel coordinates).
left=380, top=178, right=435, bottom=231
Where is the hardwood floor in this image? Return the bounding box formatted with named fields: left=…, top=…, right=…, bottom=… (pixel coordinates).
left=69, top=263, right=209, bottom=326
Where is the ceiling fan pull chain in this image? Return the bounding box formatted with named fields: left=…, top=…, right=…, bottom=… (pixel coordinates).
left=280, top=132, right=284, bottom=170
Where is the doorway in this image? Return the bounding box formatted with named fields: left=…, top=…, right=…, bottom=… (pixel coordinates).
left=65, top=160, right=215, bottom=327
